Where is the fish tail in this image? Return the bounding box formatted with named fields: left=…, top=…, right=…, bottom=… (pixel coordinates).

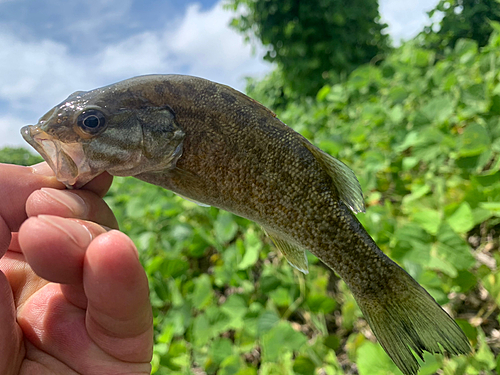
left=353, top=267, right=471, bottom=375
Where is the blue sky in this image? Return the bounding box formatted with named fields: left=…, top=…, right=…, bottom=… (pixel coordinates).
left=0, top=0, right=440, bottom=148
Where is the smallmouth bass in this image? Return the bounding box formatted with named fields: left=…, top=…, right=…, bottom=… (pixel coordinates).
left=21, top=74, right=470, bottom=375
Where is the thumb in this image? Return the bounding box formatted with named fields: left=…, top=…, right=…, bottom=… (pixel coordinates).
left=83, top=231, right=153, bottom=363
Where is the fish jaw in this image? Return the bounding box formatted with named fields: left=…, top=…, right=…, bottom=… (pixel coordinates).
left=21, top=125, right=97, bottom=188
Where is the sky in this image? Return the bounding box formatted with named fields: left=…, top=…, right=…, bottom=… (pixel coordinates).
left=0, top=0, right=440, bottom=149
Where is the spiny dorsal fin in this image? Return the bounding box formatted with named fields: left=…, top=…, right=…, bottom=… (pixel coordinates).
left=304, top=142, right=365, bottom=214
left=264, top=228, right=309, bottom=274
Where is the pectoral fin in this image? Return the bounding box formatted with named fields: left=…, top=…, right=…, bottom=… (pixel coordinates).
left=264, top=228, right=308, bottom=274
left=175, top=192, right=210, bottom=207
left=304, top=142, right=365, bottom=214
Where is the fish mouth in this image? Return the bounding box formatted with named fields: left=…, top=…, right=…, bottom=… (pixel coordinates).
left=21, top=125, right=93, bottom=188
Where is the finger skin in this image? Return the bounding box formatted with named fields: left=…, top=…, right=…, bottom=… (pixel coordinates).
left=0, top=162, right=152, bottom=374
left=0, top=162, right=113, bottom=256
left=18, top=216, right=108, bottom=284
left=84, top=231, right=153, bottom=363
left=18, top=226, right=153, bottom=366
left=0, top=271, right=23, bottom=375
left=26, top=189, right=118, bottom=230
left=80, top=171, right=114, bottom=198
left=0, top=163, right=62, bottom=257
left=0, top=162, right=63, bottom=375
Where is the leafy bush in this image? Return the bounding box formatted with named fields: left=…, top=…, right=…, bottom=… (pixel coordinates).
left=226, top=0, right=390, bottom=97
left=0, top=147, right=42, bottom=166
left=246, top=32, right=500, bottom=374
left=420, top=0, right=500, bottom=55
left=3, top=30, right=500, bottom=375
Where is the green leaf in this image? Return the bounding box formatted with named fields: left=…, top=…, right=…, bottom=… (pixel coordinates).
left=192, top=313, right=212, bottom=347
left=306, top=294, right=337, bottom=314
left=412, top=209, right=441, bottom=235
left=479, top=202, right=500, bottom=213
left=356, top=341, right=403, bottom=375
left=316, top=85, right=331, bottom=101
left=421, top=96, right=454, bottom=124
left=436, top=223, right=475, bottom=271
left=472, top=329, right=496, bottom=371
left=191, top=274, right=214, bottom=310
left=293, top=356, right=316, bottom=375
left=393, top=223, right=432, bottom=264
left=238, top=229, right=262, bottom=270
left=269, top=287, right=292, bottom=307
left=219, top=355, right=243, bottom=375
left=220, top=294, right=248, bottom=330
left=454, top=38, right=478, bottom=56
left=459, top=123, right=490, bottom=157
left=454, top=270, right=478, bottom=293
left=447, top=202, right=475, bottom=233
left=257, top=311, right=280, bottom=336
left=428, top=254, right=458, bottom=278
left=214, top=211, right=239, bottom=244
left=261, top=321, right=307, bottom=361
left=209, top=337, right=233, bottom=365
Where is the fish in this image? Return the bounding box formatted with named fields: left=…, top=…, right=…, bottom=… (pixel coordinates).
left=21, top=74, right=471, bottom=375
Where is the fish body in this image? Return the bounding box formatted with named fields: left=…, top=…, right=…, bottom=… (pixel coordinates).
left=21, top=75, right=470, bottom=375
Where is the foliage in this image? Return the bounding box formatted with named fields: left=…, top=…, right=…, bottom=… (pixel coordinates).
left=226, top=0, right=390, bottom=98
left=0, top=147, right=42, bottom=166
left=247, top=33, right=500, bottom=374
left=419, top=0, right=500, bottom=55
left=2, top=30, right=500, bottom=375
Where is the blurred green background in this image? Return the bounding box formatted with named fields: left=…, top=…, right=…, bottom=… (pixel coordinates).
left=2, top=1, right=500, bottom=374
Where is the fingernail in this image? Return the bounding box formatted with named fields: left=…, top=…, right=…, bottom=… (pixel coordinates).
left=40, top=188, right=88, bottom=217
left=30, top=162, right=54, bottom=176
left=38, top=215, right=93, bottom=248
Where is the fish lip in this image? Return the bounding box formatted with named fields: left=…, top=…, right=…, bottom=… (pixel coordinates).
left=21, top=125, right=60, bottom=175
left=21, top=124, right=81, bottom=188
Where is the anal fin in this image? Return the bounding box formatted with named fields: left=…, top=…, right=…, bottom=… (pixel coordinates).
left=264, top=228, right=309, bottom=274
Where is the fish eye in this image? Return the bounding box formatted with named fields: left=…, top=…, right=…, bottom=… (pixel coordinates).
left=77, top=109, right=106, bottom=134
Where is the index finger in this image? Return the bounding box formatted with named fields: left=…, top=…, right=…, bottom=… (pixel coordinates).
left=0, top=163, right=63, bottom=235
left=0, top=162, right=113, bottom=253
left=31, top=162, right=114, bottom=198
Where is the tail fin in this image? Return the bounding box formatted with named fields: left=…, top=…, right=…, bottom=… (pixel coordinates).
left=355, top=270, right=471, bottom=375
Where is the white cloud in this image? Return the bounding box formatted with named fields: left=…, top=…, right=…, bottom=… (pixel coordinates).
left=0, top=0, right=446, bottom=149
left=65, top=0, right=134, bottom=37
left=0, top=115, right=27, bottom=147
left=96, top=2, right=271, bottom=89
left=0, top=1, right=271, bottom=148
left=0, top=31, right=103, bottom=121
left=379, top=0, right=440, bottom=43
left=97, top=32, right=172, bottom=77
left=168, top=3, right=270, bottom=87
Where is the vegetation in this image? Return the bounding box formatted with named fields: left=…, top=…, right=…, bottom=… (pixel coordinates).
left=0, top=147, right=42, bottom=166
left=226, top=0, right=390, bottom=98
left=420, top=0, right=500, bottom=55
left=3, top=13, right=500, bottom=375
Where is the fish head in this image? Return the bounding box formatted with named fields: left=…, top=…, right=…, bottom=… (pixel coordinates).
left=22, top=80, right=185, bottom=188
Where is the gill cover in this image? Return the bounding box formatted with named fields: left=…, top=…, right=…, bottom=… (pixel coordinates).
left=22, top=104, right=185, bottom=188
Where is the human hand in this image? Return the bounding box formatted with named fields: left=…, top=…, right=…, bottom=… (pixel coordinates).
left=0, top=163, right=153, bottom=375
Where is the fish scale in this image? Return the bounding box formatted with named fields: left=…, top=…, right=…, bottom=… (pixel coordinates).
left=22, top=74, right=471, bottom=375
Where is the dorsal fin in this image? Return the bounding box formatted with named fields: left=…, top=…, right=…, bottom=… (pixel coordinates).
left=304, top=142, right=365, bottom=214
left=264, top=228, right=309, bottom=274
